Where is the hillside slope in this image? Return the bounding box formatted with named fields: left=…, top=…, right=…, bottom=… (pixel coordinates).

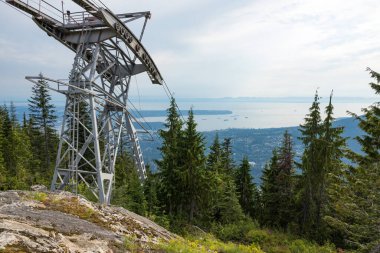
left=140, top=116, right=363, bottom=182
left=0, top=188, right=173, bottom=252
left=0, top=188, right=341, bottom=253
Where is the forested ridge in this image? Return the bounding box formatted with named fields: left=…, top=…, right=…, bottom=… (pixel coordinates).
left=0, top=69, right=379, bottom=253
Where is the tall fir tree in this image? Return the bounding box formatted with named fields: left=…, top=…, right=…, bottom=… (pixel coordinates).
left=207, top=133, right=222, bottom=171
left=205, top=134, right=244, bottom=225
left=0, top=104, right=34, bottom=190
left=156, top=97, right=183, bottom=216
left=349, top=68, right=380, bottom=165
left=325, top=69, right=380, bottom=252
left=276, top=131, right=296, bottom=230
left=319, top=92, right=347, bottom=238
left=260, top=149, right=280, bottom=227
left=298, top=91, right=348, bottom=241
left=235, top=156, right=257, bottom=219
left=112, top=152, right=147, bottom=215
left=28, top=74, right=57, bottom=174
left=298, top=91, right=324, bottom=239
left=1, top=105, right=16, bottom=176
left=180, top=109, right=207, bottom=222
left=144, top=166, right=159, bottom=216
left=221, top=138, right=235, bottom=176
left=0, top=108, right=6, bottom=190
left=261, top=133, right=297, bottom=231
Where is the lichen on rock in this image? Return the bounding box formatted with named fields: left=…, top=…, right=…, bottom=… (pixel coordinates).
left=0, top=190, right=174, bottom=253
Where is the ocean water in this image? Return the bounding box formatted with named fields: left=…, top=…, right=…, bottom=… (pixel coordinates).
left=128, top=97, right=376, bottom=131
left=8, top=97, right=377, bottom=131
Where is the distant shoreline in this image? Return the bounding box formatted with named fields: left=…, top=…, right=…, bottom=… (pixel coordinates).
left=133, top=110, right=233, bottom=118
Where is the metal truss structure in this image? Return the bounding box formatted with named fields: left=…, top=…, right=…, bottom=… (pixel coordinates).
left=7, top=0, right=163, bottom=204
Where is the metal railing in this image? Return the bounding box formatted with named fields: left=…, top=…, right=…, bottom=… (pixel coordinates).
left=63, top=11, right=96, bottom=26
left=22, top=0, right=64, bottom=22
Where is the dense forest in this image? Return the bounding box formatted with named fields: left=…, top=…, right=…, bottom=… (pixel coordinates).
left=0, top=69, right=379, bottom=253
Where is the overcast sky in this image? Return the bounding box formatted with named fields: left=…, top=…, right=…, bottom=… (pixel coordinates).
left=1, top=0, right=380, bottom=101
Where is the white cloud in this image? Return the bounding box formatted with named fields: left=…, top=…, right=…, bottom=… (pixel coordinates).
left=0, top=0, right=380, bottom=99
left=156, top=0, right=380, bottom=97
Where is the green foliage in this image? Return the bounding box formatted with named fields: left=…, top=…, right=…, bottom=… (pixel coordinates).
left=349, top=68, right=380, bottom=166
left=156, top=97, right=184, bottom=216
left=28, top=74, right=57, bottom=175
left=324, top=70, right=380, bottom=252
left=221, top=137, right=235, bottom=176
left=32, top=192, right=48, bottom=202
left=211, top=222, right=336, bottom=253
left=203, top=134, right=244, bottom=226
left=123, top=235, right=140, bottom=252
left=156, top=234, right=264, bottom=253
left=296, top=91, right=347, bottom=241
left=235, top=156, right=259, bottom=218
left=0, top=104, right=37, bottom=190
left=289, top=240, right=335, bottom=253
left=211, top=219, right=259, bottom=243
left=180, top=109, right=207, bottom=222
left=112, top=153, right=147, bottom=215
left=144, top=166, right=159, bottom=216
left=260, top=137, right=297, bottom=231
left=0, top=69, right=377, bottom=253
left=298, top=91, right=324, bottom=239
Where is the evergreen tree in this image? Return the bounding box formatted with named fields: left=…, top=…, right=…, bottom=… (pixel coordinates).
left=217, top=176, right=244, bottom=224
left=156, top=98, right=183, bottom=216
left=349, top=68, right=380, bottom=165
left=0, top=109, right=6, bottom=190
left=221, top=138, right=235, bottom=176
left=144, top=166, right=159, bottom=216
left=297, top=91, right=348, bottom=241
left=260, top=132, right=297, bottom=231
left=112, top=152, right=147, bottom=215
left=276, top=131, right=296, bottom=230
left=235, top=156, right=257, bottom=218
left=9, top=102, right=17, bottom=126
left=207, top=133, right=222, bottom=171
left=260, top=150, right=280, bottom=227
left=28, top=74, right=57, bottom=173
left=298, top=91, right=324, bottom=238
left=12, top=126, right=33, bottom=189
left=326, top=163, right=379, bottom=252
left=320, top=92, right=347, bottom=236
left=1, top=105, right=15, bottom=175
left=180, top=109, right=207, bottom=222
left=325, top=69, right=380, bottom=252
left=0, top=104, right=34, bottom=189
left=205, top=134, right=244, bottom=225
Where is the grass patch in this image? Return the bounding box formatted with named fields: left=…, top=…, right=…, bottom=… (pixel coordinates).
left=212, top=223, right=337, bottom=253
left=156, top=234, right=264, bottom=253
left=26, top=192, right=108, bottom=229
left=123, top=234, right=141, bottom=252
left=31, top=192, right=48, bottom=202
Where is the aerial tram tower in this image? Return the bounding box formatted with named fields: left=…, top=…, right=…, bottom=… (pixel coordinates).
left=6, top=0, right=164, bottom=204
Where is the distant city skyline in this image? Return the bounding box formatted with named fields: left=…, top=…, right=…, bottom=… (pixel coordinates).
left=1, top=0, right=380, bottom=101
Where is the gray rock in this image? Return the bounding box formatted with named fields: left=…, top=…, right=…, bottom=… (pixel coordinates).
left=30, top=185, right=48, bottom=192
left=0, top=190, right=174, bottom=252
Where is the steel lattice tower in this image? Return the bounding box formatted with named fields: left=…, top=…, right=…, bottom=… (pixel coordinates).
left=7, top=0, right=164, bottom=204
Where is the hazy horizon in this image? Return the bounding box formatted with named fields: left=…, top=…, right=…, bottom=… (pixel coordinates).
left=1, top=0, right=380, bottom=99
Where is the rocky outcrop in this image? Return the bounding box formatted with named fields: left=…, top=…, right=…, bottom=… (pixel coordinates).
left=0, top=189, right=173, bottom=252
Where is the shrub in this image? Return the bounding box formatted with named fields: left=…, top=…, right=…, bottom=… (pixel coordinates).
left=211, top=219, right=259, bottom=243
left=32, top=192, right=48, bottom=202
left=156, top=235, right=264, bottom=253
left=289, top=239, right=335, bottom=253
left=246, top=229, right=271, bottom=245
